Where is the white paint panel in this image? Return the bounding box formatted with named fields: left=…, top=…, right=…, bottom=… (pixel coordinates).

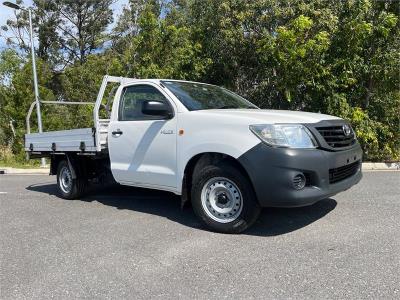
left=174, top=111, right=262, bottom=193
left=108, top=82, right=178, bottom=188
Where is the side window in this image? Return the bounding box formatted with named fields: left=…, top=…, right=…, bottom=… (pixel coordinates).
left=118, top=85, right=170, bottom=121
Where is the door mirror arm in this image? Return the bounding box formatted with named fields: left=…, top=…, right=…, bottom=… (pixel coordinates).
left=165, top=111, right=174, bottom=119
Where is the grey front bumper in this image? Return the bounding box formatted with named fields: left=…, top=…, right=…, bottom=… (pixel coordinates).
left=238, top=142, right=363, bottom=207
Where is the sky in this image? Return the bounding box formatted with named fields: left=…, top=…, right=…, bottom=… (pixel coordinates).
left=0, top=0, right=129, bottom=50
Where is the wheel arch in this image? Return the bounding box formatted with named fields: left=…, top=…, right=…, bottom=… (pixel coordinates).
left=180, top=152, right=257, bottom=206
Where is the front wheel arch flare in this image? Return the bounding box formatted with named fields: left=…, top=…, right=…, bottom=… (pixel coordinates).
left=181, top=152, right=258, bottom=205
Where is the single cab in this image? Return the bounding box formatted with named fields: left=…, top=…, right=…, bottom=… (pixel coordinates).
left=25, top=76, right=362, bottom=233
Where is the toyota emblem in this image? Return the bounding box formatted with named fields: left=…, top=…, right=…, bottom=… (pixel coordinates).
left=343, top=124, right=351, bottom=136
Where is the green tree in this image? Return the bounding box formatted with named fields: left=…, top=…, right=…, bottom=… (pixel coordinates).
left=0, top=50, right=57, bottom=161
left=1, top=0, right=114, bottom=66
left=112, top=1, right=209, bottom=79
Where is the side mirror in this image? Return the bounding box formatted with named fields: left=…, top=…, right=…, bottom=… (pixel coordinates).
left=142, top=100, right=172, bottom=118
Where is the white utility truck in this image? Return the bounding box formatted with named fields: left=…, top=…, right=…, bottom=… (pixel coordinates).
left=25, top=76, right=362, bottom=233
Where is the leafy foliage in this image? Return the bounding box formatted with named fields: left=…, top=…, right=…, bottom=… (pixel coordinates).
left=0, top=0, right=399, bottom=162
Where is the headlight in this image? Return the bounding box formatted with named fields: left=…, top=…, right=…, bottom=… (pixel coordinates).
left=249, top=124, right=317, bottom=148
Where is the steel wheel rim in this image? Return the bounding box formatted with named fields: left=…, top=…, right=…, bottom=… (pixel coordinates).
left=201, top=177, right=243, bottom=223
left=59, top=166, right=72, bottom=194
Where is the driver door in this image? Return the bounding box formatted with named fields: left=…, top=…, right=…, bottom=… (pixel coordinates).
left=108, top=83, right=177, bottom=189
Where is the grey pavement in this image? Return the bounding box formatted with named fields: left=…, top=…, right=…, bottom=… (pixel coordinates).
left=0, top=171, right=399, bottom=299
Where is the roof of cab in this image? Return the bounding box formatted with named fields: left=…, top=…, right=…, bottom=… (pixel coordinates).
left=118, top=77, right=217, bottom=87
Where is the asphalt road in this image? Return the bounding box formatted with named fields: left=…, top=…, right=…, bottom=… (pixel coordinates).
left=0, top=171, right=399, bottom=299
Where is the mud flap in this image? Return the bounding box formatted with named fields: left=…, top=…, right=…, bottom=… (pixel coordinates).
left=66, top=155, right=77, bottom=179
left=180, top=175, right=189, bottom=210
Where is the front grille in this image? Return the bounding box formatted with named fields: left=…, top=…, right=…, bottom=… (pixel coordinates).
left=329, top=160, right=360, bottom=184
left=316, top=125, right=356, bottom=148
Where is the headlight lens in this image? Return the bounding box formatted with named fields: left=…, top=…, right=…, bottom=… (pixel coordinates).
left=249, top=124, right=317, bottom=148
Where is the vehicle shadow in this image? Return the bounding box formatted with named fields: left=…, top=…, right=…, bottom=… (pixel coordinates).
left=26, top=182, right=337, bottom=236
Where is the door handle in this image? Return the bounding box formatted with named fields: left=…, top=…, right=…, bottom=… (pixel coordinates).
left=112, top=129, right=123, bottom=136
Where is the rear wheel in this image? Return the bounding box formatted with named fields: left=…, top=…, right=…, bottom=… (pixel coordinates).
left=191, top=162, right=261, bottom=233
left=56, top=160, right=85, bottom=199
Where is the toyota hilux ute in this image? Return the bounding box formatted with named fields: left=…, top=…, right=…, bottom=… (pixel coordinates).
left=25, top=75, right=362, bottom=233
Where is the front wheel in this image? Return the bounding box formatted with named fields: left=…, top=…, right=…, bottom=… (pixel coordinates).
left=56, top=160, right=85, bottom=199
left=191, top=162, right=261, bottom=233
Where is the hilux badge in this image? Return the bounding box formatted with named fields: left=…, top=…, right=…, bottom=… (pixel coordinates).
left=160, top=129, right=174, bottom=135
left=342, top=124, right=351, bottom=136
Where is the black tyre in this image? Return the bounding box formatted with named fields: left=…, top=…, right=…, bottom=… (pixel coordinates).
left=56, top=160, right=86, bottom=199
left=191, top=162, right=261, bottom=233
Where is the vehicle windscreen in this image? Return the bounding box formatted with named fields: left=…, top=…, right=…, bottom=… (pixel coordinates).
left=161, top=81, right=258, bottom=111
